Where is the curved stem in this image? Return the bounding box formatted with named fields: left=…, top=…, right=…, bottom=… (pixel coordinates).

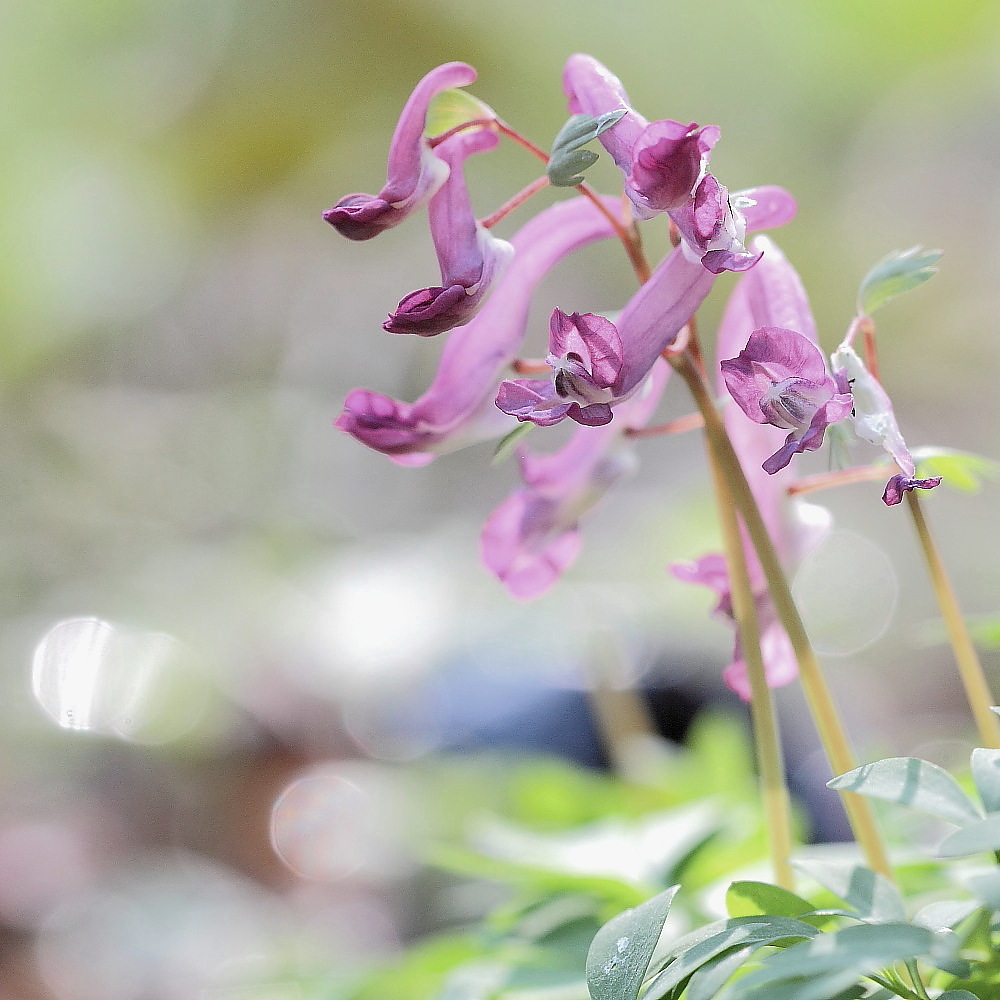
left=906, top=492, right=1000, bottom=748
left=670, top=348, right=894, bottom=879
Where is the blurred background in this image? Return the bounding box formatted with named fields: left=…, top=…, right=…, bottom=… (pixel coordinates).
left=5, top=0, right=1000, bottom=994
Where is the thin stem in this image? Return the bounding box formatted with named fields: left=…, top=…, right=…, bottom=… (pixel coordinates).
left=704, top=428, right=796, bottom=888
left=787, top=464, right=888, bottom=496
left=479, top=175, right=550, bottom=228
left=625, top=411, right=704, bottom=439
left=670, top=348, right=894, bottom=879
left=906, top=491, right=1000, bottom=748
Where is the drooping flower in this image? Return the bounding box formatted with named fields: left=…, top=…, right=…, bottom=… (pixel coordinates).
left=722, top=326, right=853, bottom=475
left=336, top=195, right=620, bottom=464
left=482, top=361, right=668, bottom=599
left=672, top=235, right=832, bottom=700
left=496, top=186, right=797, bottom=428
left=323, top=62, right=482, bottom=241
left=384, top=128, right=514, bottom=336
left=561, top=53, right=759, bottom=272
left=829, top=343, right=941, bottom=506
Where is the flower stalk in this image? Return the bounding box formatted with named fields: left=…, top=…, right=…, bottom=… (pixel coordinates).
left=905, top=491, right=1000, bottom=748
left=670, top=346, right=894, bottom=879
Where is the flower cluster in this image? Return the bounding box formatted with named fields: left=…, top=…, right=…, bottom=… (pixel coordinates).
left=326, top=55, right=946, bottom=697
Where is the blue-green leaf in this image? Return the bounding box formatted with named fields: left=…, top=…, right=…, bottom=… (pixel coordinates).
left=827, top=757, right=983, bottom=826
left=548, top=111, right=627, bottom=187
left=937, top=813, right=1000, bottom=858
left=857, top=246, right=942, bottom=316
left=716, top=922, right=934, bottom=1000
left=791, top=860, right=904, bottom=923
left=971, top=747, right=1000, bottom=812
left=642, top=917, right=819, bottom=1000
left=911, top=898, right=979, bottom=931
left=586, top=886, right=678, bottom=1000
left=912, top=447, right=999, bottom=493
left=937, top=992, right=981, bottom=1000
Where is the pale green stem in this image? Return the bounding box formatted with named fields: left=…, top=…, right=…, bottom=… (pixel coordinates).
left=906, top=492, right=1000, bottom=748
left=705, top=437, right=796, bottom=888
left=670, top=349, right=894, bottom=879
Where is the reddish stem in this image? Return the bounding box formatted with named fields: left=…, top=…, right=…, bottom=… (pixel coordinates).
left=480, top=176, right=550, bottom=229
left=786, top=464, right=887, bottom=496
left=625, top=412, right=704, bottom=439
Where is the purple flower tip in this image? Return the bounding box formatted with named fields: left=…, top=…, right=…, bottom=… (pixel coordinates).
left=383, top=284, right=471, bottom=336
left=628, top=120, right=719, bottom=213
left=881, top=473, right=943, bottom=506
left=323, top=194, right=397, bottom=241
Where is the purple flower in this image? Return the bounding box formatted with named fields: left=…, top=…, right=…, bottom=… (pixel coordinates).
left=561, top=53, right=760, bottom=272
left=494, top=309, right=623, bottom=426
left=384, top=128, right=514, bottom=336
left=496, top=186, right=797, bottom=428
left=672, top=236, right=833, bottom=700
left=336, top=196, right=621, bottom=464
left=323, top=62, right=481, bottom=241
left=722, top=326, right=853, bottom=474
left=829, top=342, right=942, bottom=506
left=483, top=362, right=668, bottom=598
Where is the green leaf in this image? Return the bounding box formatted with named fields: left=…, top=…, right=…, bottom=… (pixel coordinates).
left=585, top=885, right=678, bottom=1000
left=911, top=447, right=1000, bottom=493
left=725, top=881, right=815, bottom=919
left=937, top=992, right=981, bottom=1000
left=971, top=747, right=1000, bottom=812
left=827, top=756, right=983, bottom=826
left=682, top=946, right=755, bottom=1000
left=937, top=813, right=1000, bottom=858
left=856, top=245, right=942, bottom=316
left=492, top=420, right=535, bottom=464
left=424, top=88, right=495, bottom=138
left=791, top=860, right=905, bottom=923
left=548, top=110, right=626, bottom=187
left=717, top=922, right=934, bottom=1000
left=642, top=917, right=819, bottom=1000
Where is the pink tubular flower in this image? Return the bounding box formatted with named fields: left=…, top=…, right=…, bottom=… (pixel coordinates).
left=323, top=62, right=481, bottom=241
left=672, top=235, right=832, bottom=700
left=384, top=128, right=514, bottom=336
left=561, top=53, right=759, bottom=272
left=496, top=185, right=797, bottom=428
left=482, top=362, right=669, bottom=599
left=722, top=326, right=853, bottom=475
left=336, top=196, right=621, bottom=465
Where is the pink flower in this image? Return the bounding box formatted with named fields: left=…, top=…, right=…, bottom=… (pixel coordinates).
left=323, top=62, right=482, bottom=241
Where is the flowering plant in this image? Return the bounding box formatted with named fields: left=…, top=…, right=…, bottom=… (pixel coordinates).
left=327, top=55, right=1000, bottom=1000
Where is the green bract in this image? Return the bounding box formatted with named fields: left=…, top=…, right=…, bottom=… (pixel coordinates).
left=547, top=111, right=627, bottom=187
left=856, top=245, right=943, bottom=316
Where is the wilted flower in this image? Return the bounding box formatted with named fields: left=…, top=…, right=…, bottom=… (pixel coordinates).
left=323, top=62, right=482, bottom=241
left=829, top=343, right=941, bottom=506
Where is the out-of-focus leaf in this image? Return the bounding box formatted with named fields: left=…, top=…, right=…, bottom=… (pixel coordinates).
left=425, top=88, right=495, bottom=137
left=937, top=813, right=1000, bottom=858
left=642, top=917, right=819, bottom=1000
left=827, top=757, right=983, bottom=826
left=791, top=860, right=905, bottom=923
left=548, top=111, right=626, bottom=187
left=585, top=885, right=678, bottom=1000
left=912, top=447, right=999, bottom=493
left=971, top=747, right=1000, bottom=812
left=725, top=881, right=814, bottom=919
left=857, top=246, right=942, bottom=316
